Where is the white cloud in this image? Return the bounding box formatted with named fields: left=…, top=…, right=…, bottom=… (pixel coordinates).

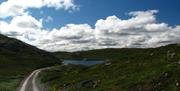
left=44, top=0, right=78, bottom=10
left=45, top=16, right=53, bottom=23
left=0, top=10, right=180, bottom=52
left=11, top=15, right=42, bottom=29
left=0, top=14, right=42, bottom=44
left=35, top=24, right=95, bottom=51
left=0, top=1, right=26, bottom=18
left=0, top=0, right=78, bottom=18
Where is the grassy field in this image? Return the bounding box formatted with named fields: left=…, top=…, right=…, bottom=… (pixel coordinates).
left=40, top=44, right=180, bottom=91
left=0, top=34, right=60, bottom=91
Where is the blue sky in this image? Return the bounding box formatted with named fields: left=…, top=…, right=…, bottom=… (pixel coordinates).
left=26, top=0, right=180, bottom=29
left=0, top=0, right=180, bottom=52
left=0, top=0, right=180, bottom=29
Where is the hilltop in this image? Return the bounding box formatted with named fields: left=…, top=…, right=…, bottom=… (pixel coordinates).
left=0, top=34, right=60, bottom=91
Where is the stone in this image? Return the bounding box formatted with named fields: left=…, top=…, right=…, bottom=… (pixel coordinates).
left=150, top=53, right=154, bottom=56
left=77, top=79, right=101, bottom=88
left=78, top=80, right=94, bottom=88
left=176, top=82, right=179, bottom=87
left=105, top=62, right=112, bottom=66
left=175, top=80, right=179, bottom=87
left=63, top=83, right=72, bottom=88
left=164, top=72, right=169, bottom=78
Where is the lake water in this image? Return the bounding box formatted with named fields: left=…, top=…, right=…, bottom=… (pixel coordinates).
left=62, top=60, right=105, bottom=66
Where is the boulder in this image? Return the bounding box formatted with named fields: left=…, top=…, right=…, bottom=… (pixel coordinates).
left=77, top=79, right=100, bottom=88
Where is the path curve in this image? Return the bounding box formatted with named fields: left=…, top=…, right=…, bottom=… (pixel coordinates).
left=18, top=68, right=50, bottom=91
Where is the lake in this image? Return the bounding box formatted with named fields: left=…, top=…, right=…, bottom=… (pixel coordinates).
left=62, top=60, right=105, bottom=66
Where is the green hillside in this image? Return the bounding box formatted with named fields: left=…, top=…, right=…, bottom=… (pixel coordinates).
left=54, top=44, right=180, bottom=61
left=0, top=34, right=61, bottom=91
left=40, top=44, right=180, bottom=91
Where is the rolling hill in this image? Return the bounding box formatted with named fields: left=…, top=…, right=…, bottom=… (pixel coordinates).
left=0, top=34, right=60, bottom=91
left=41, top=44, right=180, bottom=91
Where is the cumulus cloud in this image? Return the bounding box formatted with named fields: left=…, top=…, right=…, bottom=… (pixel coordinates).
left=0, top=10, right=180, bottom=52
left=0, top=14, right=42, bottom=43
left=0, top=0, right=79, bottom=18
left=35, top=24, right=95, bottom=51
left=44, top=0, right=78, bottom=10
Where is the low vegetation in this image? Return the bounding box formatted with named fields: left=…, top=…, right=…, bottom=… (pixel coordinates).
left=1, top=33, right=180, bottom=91
left=0, top=34, right=60, bottom=91
left=40, top=44, right=180, bottom=91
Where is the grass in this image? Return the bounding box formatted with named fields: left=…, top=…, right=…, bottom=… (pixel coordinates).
left=0, top=34, right=60, bottom=91
left=40, top=44, right=180, bottom=91
left=1, top=33, right=180, bottom=91
left=0, top=78, right=21, bottom=91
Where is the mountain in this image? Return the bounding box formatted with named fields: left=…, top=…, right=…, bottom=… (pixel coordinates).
left=0, top=34, right=60, bottom=91
left=41, top=44, right=180, bottom=91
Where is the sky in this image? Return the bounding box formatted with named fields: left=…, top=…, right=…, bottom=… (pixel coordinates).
left=0, top=0, right=180, bottom=52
